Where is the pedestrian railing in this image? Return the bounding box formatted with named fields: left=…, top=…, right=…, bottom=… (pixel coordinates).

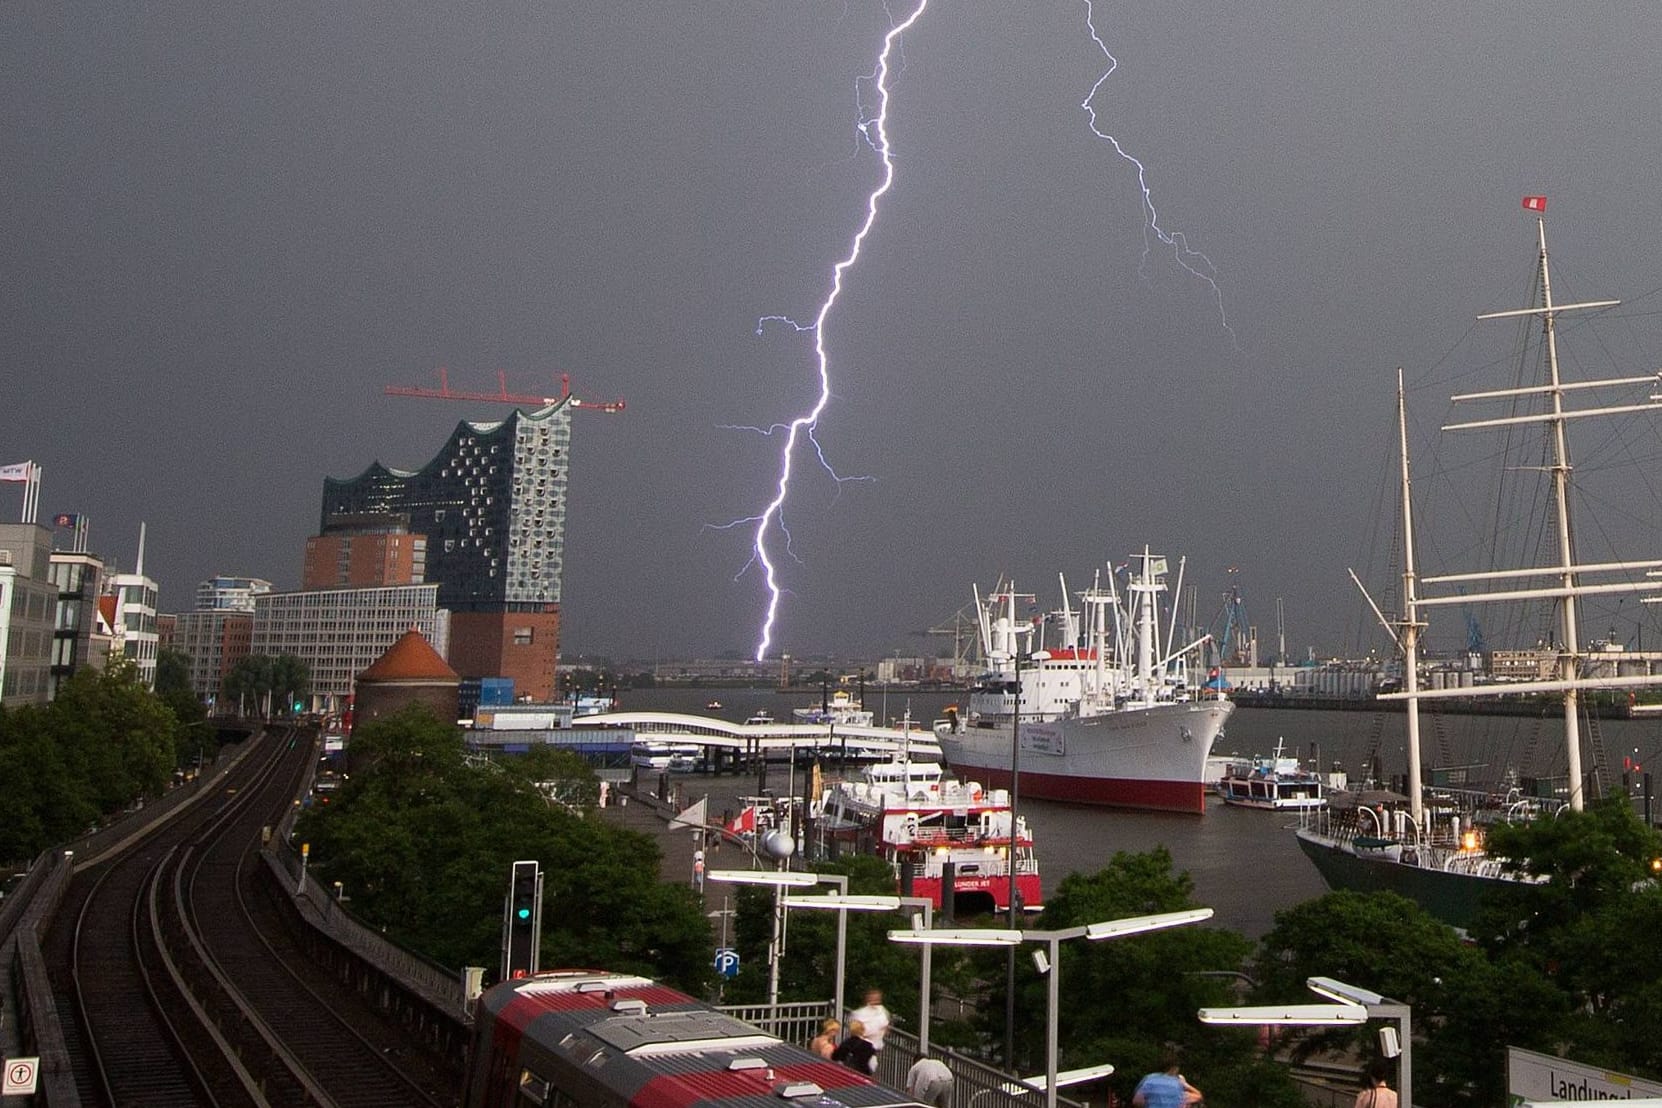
left=712, top=1004, right=1086, bottom=1108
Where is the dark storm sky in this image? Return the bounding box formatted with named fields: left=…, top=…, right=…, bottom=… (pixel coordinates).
left=6, top=3, right=1662, bottom=663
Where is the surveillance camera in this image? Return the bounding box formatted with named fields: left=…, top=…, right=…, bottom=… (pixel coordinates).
left=1032, top=949, right=1051, bottom=975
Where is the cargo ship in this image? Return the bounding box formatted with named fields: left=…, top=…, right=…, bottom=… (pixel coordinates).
left=934, top=548, right=1232, bottom=814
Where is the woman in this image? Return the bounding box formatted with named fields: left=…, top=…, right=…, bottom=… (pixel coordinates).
left=1355, top=1060, right=1398, bottom=1108
left=831, top=1019, right=877, bottom=1075
left=809, top=1019, right=841, bottom=1060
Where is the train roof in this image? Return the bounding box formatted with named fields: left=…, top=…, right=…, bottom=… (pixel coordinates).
left=480, top=971, right=926, bottom=1108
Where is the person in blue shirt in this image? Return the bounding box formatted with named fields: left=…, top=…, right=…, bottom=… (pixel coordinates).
left=1133, top=1051, right=1202, bottom=1108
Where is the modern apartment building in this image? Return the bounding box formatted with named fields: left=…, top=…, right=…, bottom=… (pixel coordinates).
left=0, top=523, right=55, bottom=707
left=195, top=575, right=273, bottom=612
left=47, top=550, right=114, bottom=699
left=106, top=570, right=160, bottom=688
left=174, top=608, right=254, bottom=703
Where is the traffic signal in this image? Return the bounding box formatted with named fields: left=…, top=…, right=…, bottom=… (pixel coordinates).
left=502, top=860, right=543, bottom=980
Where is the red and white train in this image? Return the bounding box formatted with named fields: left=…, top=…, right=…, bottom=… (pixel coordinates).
left=465, top=970, right=925, bottom=1108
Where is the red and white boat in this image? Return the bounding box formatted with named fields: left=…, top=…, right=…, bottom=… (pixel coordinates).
left=818, top=753, right=1040, bottom=913
left=935, top=548, right=1233, bottom=814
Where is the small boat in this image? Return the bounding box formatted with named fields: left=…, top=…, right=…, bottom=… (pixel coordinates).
left=817, top=753, right=1040, bottom=913
left=630, top=740, right=701, bottom=772
left=705, top=699, right=724, bottom=711
left=1219, top=739, right=1334, bottom=810
left=792, top=688, right=874, bottom=726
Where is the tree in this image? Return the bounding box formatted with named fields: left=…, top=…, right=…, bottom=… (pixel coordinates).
left=155, top=648, right=211, bottom=764
left=1254, top=890, right=1564, bottom=1107
left=269, top=654, right=311, bottom=714
left=296, top=705, right=711, bottom=991
left=1027, top=849, right=1296, bottom=1108
left=0, top=659, right=186, bottom=864
left=222, top=654, right=274, bottom=716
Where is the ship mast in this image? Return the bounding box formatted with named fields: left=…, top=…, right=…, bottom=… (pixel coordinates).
left=1396, top=369, right=1425, bottom=825
left=1382, top=209, right=1662, bottom=811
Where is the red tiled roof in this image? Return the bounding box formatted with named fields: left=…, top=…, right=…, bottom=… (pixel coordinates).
left=356, top=629, right=457, bottom=683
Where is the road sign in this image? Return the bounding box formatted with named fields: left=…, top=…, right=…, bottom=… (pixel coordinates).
left=714, top=948, right=740, bottom=979
left=4, top=1056, right=39, bottom=1096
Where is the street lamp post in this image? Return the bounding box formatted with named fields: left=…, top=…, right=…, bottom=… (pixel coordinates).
left=1307, top=976, right=1413, bottom=1108
left=784, top=894, right=934, bottom=1050
left=889, top=926, right=1025, bottom=1065
left=1198, top=977, right=1414, bottom=1108
left=1025, top=909, right=1214, bottom=1108
left=706, top=869, right=849, bottom=1009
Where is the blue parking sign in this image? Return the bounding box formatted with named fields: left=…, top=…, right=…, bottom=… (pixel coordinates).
left=714, top=948, right=740, bottom=978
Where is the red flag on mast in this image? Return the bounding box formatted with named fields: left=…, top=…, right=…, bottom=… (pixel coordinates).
left=1522, top=196, right=1547, bottom=212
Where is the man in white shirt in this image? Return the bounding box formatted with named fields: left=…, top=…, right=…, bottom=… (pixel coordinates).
left=848, top=989, right=890, bottom=1051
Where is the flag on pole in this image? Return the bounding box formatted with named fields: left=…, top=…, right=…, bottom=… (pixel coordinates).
left=52, top=513, right=80, bottom=528
left=669, top=796, right=708, bottom=830
left=1522, top=196, right=1547, bottom=212
left=0, top=462, right=31, bottom=483
left=726, top=807, right=757, bottom=836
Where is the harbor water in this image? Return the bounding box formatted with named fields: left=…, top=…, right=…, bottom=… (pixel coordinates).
left=620, top=686, right=1662, bottom=939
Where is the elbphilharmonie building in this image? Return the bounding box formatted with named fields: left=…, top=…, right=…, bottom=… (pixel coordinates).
left=320, top=400, right=573, bottom=700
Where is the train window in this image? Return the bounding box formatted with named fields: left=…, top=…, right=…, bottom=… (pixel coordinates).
left=518, top=1069, right=551, bottom=1104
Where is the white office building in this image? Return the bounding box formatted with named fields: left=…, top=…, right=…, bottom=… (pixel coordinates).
left=252, top=584, right=449, bottom=711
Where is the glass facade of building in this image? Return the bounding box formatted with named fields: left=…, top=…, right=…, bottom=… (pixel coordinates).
left=319, top=401, right=572, bottom=612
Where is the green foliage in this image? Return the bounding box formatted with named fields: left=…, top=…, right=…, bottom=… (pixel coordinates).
left=296, top=705, right=711, bottom=992
left=725, top=855, right=923, bottom=1020
left=222, top=653, right=310, bottom=717
left=1024, top=849, right=1298, bottom=1108
left=155, top=648, right=212, bottom=764
left=0, top=658, right=189, bottom=863
left=1255, top=889, right=1565, bottom=1107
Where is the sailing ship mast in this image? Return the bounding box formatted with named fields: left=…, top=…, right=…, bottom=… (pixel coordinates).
left=1378, top=209, right=1662, bottom=812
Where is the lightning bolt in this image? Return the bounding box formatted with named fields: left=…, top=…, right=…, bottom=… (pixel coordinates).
left=744, top=0, right=929, bottom=662
left=1080, top=0, right=1236, bottom=345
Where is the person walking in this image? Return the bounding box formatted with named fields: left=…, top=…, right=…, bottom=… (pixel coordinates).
left=1354, top=1060, right=1398, bottom=1108
left=905, top=1056, right=954, bottom=1108
left=831, top=1020, right=877, bottom=1074
left=1132, top=1051, right=1202, bottom=1108
left=848, top=988, right=891, bottom=1052
left=809, top=1019, right=841, bottom=1060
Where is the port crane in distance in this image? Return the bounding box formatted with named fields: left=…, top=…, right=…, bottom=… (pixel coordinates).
left=384, top=368, right=626, bottom=412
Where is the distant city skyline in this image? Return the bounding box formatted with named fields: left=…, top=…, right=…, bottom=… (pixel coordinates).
left=7, top=4, right=1662, bottom=663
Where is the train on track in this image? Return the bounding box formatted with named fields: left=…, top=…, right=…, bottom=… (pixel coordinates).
left=465, top=970, right=926, bottom=1108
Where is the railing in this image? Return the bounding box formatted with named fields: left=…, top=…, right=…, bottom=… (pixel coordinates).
left=716, top=999, right=834, bottom=1046
left=713, top=1003, right=1085, bottom=1108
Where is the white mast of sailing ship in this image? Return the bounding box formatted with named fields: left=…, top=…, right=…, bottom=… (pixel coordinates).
left=1378, top=208, right=1662, bottom=812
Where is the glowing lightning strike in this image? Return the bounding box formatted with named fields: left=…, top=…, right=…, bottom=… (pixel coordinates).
left=745, top=0, right=929, bottom=662
left=1080, top=0, right=1236, bottom=345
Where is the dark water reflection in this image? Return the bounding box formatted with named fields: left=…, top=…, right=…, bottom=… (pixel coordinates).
left=624, top=687, right=1662, bottom=939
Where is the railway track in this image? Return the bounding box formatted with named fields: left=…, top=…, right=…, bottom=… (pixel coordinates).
left=43, top=728, right=461, bottom=1107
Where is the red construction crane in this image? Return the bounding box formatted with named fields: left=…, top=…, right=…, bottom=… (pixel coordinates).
left=384, top=369, right=625, bottom=413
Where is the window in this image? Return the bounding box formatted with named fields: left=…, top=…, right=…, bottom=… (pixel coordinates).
left=513, top=627, right=534, bottom=647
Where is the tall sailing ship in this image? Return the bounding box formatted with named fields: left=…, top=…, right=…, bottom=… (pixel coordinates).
left=935, top=549, right=1232, bottom=814
left=1295, top=202, right=1662, bottom=928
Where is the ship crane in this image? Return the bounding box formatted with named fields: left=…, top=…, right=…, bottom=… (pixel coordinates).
left=385, top=369, right=626, bottom=412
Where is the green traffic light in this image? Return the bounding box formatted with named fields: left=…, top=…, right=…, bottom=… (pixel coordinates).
left=517, top=907, right=531, bottom=920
